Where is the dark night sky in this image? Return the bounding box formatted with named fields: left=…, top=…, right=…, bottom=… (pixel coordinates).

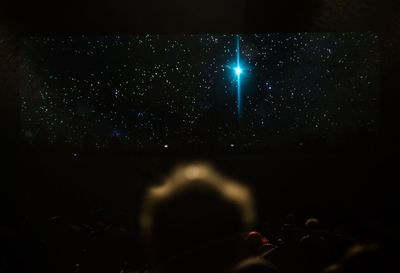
left=20, top=33, right=380, bottom=149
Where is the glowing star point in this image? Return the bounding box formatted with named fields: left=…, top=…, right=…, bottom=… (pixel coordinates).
left=235, top=35, right=242, bottom=119
left=226, top=35, right=246, bottom=120
left=235, top=66, right=242, bottom=76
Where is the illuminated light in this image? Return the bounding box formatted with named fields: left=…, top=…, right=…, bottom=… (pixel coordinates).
left=235, top=35, right=242, bottom=118
left=235, top=66, right=242, bottom=76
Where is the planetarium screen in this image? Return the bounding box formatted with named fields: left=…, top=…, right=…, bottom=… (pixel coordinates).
left=20, top=33, right=380, bottom=150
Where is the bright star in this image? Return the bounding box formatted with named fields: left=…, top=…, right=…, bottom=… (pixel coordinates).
left=235, top=66, right=242, bottom=76
left=226, top=35, right=247, bottom=120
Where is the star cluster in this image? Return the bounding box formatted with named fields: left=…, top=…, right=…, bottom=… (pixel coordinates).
left=20, top=33, right=379, bottom=149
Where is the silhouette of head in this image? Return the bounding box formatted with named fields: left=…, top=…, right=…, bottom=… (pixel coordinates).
left=305, top=217, right=320, bottom=230
left=140, top=163, right=255, bottom=273
left=340, top=244, right=384, bottom=273
left=244, top=231, right=268, bottom=256
left=284, top=213, right=295, bottom=226
left=232, top=257, right=278, bottom=273
left=321, top=264, right=342, bottom=273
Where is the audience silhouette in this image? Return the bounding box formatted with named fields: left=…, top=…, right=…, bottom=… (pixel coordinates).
left=140, top=163, right=255, bottom=273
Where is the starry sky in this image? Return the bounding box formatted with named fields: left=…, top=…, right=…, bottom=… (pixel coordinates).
left=20, top=33, right=380, bottom=149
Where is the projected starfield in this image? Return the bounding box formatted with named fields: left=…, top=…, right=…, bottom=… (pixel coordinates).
left=20, top=33, right=380, bottom=149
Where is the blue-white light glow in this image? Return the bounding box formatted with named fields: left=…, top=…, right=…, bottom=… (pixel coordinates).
left=235, top=66, right=242, bottom=76
left=235, top=35, right=242, bottom=119
left=226, top=35, right=245, bottom=119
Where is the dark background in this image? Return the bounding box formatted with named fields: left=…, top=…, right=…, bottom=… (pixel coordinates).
left=1, top=1, right=399, bottom=273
